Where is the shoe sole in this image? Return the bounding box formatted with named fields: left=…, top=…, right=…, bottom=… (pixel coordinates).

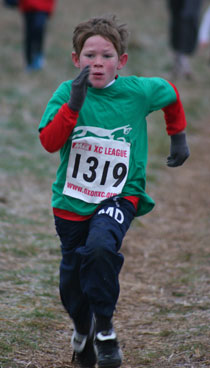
left=98, top=360, right=121, bottom=368
left=98, top=365, right=121, bottom=368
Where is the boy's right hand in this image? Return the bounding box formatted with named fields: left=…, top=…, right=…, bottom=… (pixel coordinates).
left=68, top=65, right=92, bottom=112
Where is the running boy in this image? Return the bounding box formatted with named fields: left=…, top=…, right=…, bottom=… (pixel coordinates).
left=39, top=15, right=190, bottom=368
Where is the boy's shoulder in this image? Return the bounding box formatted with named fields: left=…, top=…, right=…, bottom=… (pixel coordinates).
left=57, top=79, right=72, bottom=91
left=123, top=75, right=174, bottom=94
left=53, top=79, right=73, bottom=99
left=119, top=75, right=165, bottom=87
left=119, top=75, right=167, bottom=94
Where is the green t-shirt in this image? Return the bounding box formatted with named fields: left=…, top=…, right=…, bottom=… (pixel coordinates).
left=39, top=75, right=177, bottom=216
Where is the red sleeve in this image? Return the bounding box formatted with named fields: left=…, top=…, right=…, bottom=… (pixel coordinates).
left=39, top=103, right=78, bottom=153
left=162, top=82, right=187, bottom=136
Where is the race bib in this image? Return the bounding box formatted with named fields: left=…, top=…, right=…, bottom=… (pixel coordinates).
left=63, top=137, right=130, bottom=203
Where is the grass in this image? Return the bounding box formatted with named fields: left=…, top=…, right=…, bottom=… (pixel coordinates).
left=1, top=0, right=210, bottom=367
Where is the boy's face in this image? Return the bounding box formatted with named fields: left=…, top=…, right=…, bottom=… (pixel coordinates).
left=72, top=35, right=128, bottom=88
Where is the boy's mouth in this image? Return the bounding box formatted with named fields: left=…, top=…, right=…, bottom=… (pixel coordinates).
left=92, top=72, right=104, bottom=77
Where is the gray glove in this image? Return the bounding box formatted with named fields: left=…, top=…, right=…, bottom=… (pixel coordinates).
left=68, top=65, right=92, bottom=112
left=167, top=131, right=190, bottom=167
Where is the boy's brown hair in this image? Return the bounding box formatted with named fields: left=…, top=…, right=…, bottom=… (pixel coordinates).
left=73, top=15, right=129, bottom=56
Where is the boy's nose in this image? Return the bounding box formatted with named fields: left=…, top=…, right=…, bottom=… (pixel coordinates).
left=94, top=56, right=103, bottom=66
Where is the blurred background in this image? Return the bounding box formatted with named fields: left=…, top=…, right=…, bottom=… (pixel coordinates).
left=0, top=1, right=210, bottom=367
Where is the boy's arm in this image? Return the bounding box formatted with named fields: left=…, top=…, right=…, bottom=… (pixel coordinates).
left=39, top=104, right=79, bottom=153
left=162, top=82, right=190, bottom=167
left=40, top=65, right=91, bottom=153
left=162, top=82, right=187, bottom=135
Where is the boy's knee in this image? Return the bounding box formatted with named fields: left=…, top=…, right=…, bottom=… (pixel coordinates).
left=85, top=241, right=113, bottom=261
left=86, top=226, right=119, bottom=255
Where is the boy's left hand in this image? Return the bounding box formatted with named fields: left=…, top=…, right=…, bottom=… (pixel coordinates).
left=167, top=131, right=190, bottom=167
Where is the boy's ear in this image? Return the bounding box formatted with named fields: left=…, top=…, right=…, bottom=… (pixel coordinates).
left=117, top=53, right=128, bottom=70
left=72, top=52, right=80, bottom=68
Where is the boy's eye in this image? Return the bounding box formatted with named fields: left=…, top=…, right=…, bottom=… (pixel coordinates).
left=84, top=53, right=113, bottom=59
left=103, top=54, right=112, bottom=58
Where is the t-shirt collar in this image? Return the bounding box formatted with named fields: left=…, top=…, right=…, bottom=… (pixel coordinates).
left=103, top=79, right=116, bottom=88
